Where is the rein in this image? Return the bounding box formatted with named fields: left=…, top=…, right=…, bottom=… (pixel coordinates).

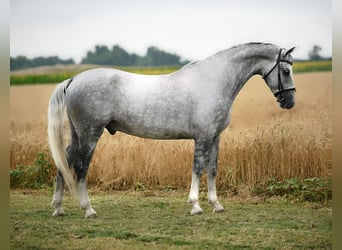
left=263, top=49, right=296, bottom=98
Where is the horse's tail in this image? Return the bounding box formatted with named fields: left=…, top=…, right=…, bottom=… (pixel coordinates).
left=48, top=79, right=78, bottom=197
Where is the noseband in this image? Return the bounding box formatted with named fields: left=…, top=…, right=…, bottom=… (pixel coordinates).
left=263, top=49, right=296, bottom=98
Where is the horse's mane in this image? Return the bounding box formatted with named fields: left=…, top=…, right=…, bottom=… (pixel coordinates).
left=229, top=42, right=275, bottom=50
left=182, top=42, right=277, bottom=69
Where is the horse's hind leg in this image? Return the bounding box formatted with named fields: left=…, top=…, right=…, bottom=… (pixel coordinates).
left=74, top=127, right=103, bottom=218
left=51, top=170, right=65, bottom=216
left=206, top=136, right=224, bottom=213
left=51, top=122, right=78, bottom=217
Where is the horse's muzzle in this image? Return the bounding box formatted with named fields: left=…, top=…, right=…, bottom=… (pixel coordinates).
left=277, top=91, right=295, bottom=109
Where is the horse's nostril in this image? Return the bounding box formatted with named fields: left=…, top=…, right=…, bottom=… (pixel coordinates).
left=277, top=96, right=285, bottom=103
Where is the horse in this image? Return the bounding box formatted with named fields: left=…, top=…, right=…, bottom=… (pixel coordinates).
left=48, top=42, right=296, bottom=218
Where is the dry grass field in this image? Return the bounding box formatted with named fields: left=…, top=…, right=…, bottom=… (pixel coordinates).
left=10, top=72, right=332, bottom=191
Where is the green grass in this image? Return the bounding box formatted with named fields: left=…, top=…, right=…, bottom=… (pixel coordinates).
left=10, top=61, right=331, bottom=85
left=10, top=73, right=73, bottom=85
left=293, top=60, right=332, bottom=73
left=10, top=66, right=181, bottom=85
left=10, top=190, right=332, bottom=249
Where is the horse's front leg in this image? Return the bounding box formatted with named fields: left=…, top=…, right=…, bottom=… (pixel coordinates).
left=207, top=136, right=224, bottom=213
left=188, top=138, right=211, bottom=215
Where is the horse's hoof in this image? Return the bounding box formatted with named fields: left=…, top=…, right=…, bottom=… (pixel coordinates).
left=85, top=209, right=98, bottom=219
left=52, top=210, right=65, bottom=217
left=213, top=205, right=225, bottom=213
left=191, top=207, right=204, bottom=215
left=85, top=213, right=98, bottom=219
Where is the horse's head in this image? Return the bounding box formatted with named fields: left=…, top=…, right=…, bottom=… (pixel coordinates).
left=263, top=47, right=296, bottom=109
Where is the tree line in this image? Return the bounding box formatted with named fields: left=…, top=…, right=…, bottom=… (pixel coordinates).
left=81, top=45, right=188, bottom=66
left=10, top=45, right=188, bottom=71
left=10, top=56, right=75, bottom=71
left=10, top=44, right=330, bottom=71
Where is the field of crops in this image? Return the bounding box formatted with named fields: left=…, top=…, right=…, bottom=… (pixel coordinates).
left=10, top=70, right=332, bottom=195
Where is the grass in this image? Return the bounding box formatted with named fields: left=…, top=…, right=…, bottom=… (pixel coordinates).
left=10, top=65, right=182, bottom=85
left=293, top=60, right=332, bottom=73
left=10, top=190, right=332, bottom=249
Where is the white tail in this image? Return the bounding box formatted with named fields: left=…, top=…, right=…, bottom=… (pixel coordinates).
left=48, top=80, right=78, bottom=197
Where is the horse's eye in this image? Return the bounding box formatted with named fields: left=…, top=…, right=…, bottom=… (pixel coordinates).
left=283, top=69, right=290, bottom=76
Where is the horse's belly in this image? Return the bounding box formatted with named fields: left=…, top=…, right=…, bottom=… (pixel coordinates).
left=112, top=120, right=192, bottom=140
left=108, top=107, right=194, bottom=139
left=110, top=94, right=194, bottom=139
left=122, top=128, right=192, bottom=140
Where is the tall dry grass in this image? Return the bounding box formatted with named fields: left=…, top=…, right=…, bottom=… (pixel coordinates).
left=10, top=72, right=332, bottom=191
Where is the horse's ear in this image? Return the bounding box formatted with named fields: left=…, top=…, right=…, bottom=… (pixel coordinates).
left=284, top=47, right=296, bottom=56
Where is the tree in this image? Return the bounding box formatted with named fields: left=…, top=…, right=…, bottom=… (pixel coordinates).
left=112, top=45, right=134, bottom=66
left=82, top=45, right=112, bottom=65
left=136, top=46, right=182, bottom=66
left=308, top=45, right=322, bottom=61
left=81, top=44, right=185, bottom=66
left=82, top=45, right=132, bottom=65
left=10, top=56, right=29, bottom=70
left=10, top=55, right=75, bottom=71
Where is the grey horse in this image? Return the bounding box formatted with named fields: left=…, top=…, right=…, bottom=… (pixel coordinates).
left=48, top=42, right=296, bottom=218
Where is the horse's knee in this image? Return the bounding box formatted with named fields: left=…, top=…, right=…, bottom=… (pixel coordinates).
left=192, top=166, right=204, bottom=177
left=192, top=155, right=207, bottom=176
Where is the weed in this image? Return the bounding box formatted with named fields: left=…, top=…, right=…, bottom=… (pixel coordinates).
left=265, top=177, right=331, bottom=203
left=302, top=178, right=332, bottom=202
left=10, top=151, right=54, bottom=189
left=134, top=182, right=146, bottom=191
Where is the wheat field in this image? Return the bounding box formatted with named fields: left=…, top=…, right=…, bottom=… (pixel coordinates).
left=10, top=72, right=332, bottom=191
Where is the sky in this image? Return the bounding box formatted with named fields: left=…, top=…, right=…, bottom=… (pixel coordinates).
left=10, top=0, right=331, bottom=63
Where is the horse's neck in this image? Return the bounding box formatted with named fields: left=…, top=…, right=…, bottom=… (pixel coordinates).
left=177, top=44, right=279, bottom=102
left=218, top=44, right=279, bottom=100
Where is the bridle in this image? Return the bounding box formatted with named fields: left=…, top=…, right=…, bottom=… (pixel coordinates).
left=263, top=48, right=296, bottom=98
